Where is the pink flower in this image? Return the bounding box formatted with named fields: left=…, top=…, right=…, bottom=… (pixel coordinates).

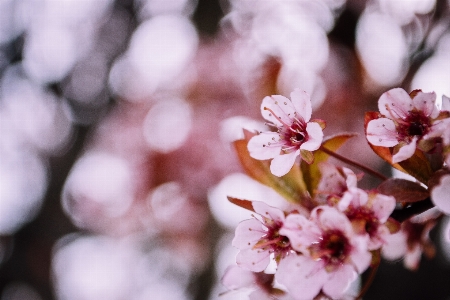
left=276, top=206, right=371, bottom=300
left=337, top=188, right=396, bottom=250
left=382, top=218, right=436, bottom=270
left=248, top=89, right=324, bottom=177
left=232, top=201, right=291, bottom=272
left=366, top=88, right=440, bottom=163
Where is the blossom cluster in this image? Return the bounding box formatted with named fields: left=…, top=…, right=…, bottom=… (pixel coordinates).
left=222, top=88, right=450, bottom=299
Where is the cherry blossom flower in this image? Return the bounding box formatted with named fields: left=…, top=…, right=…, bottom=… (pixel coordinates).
left=248, top=89, right=324, bottom=177
left=366, top=88, right=441, bottom=163
left=276, top=206, right=371, bottom=300
left=232, top=201, right=291, bottom=272
left=337, top=188, right=396, bottom=250
left=382, top=218, right=437, bottom=270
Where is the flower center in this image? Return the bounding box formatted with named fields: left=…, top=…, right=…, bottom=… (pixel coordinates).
left=397, top=110, right=431, bottom=140
left=346, top=207, right=379, bottom=237
left=310, top=229, right=351, bottom=269
left=253, top=220, right=291, bottom=262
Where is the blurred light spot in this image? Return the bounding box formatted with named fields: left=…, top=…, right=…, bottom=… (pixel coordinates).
left=148, top=182, right=188, bottom=221
left=411, top=41, right=450, bottom=102
left=440, top=217, right=450, bottom=264
left=251, top=5, right=329, bottom=72
left=379, top=0, right=436, bottom=25
left=62, top=152, right=133, bottom=227
left=22, top=26, right=77, bottom=83
left=277, top=68, right=326, bottom=110
left=0, top=149, right=47, bottom=234
left=136, top=0, right=196, bottom=18
left=143, top=98, right=192, bottom=153
left=219, top=116, right=267, bottom=144
left=1, top=67, right=73, bottom=154
left=52, top=235, right=137, bottom=300
left=356, top=11, right=407, bottom=86
left=110, top=15, right=198, bottom=100
left=207, top=173, right=294, bottom=229
left=1, top=282, right=42, bottom=300
left=0, top=0, right=19, bottom=45
left=39, top=0, right=112, bottom=27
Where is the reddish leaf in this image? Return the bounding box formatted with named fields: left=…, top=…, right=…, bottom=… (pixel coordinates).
left=301, top=132, right=357, bottom=196
left=227, top=196, right=255, bottom=212
left=233, top=130, right=309, bottom=205
left=377, top=178, right=429, bottom=204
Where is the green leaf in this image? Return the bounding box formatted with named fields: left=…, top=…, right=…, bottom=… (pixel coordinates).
left=377, top=178, right=429, bottom=204
left=233, top=130, right=310, bottom=205
left=301, top=132, right=358, bottom=196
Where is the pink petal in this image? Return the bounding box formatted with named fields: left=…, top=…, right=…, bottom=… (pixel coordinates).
left=276, top=254, right=327, bottom=300
left=232, top=218, right=265, bottom=250
left=236, top=248, right=270, bottom=272
left=371, top=193, right=396, bottom=223
left=430, top=174, right=450, bottom=214
left=248, top=132, right=282, bottom=160
left=270, top=150, right=299, bottom=177
left=412, top=91, right=438, bottom=118
left=392, top=136, right=417, bottom=163
left=312, top=206, right=352, bottom=234
left=343, top=167, right=357, bottom=189
left=252, top=201, right=285, bottom=223
left=378, top=88, right=413, bottom=120
left=322, top=264, right=357, bottom=300
left=249, top=289, right=273, bottom=300
left=261, top=95, right=294, bottom=126
left=348, top=236, right=372, bottom=273
left=280, top=214, right=321, bottom=253
left=366, top=118, right=399, bottom=147
left=301, top=122, right=323, bottom=151
left=404, top=244, right=421, bottom=270
left=317, top=163, right=347, bottom=197
left=381, top=231, right=407, bottom=260
left=290, top=89, right=312, bottom=122
left=368, top=225, right=390, bottom=250
left=221, top=265, right=255, bottom=289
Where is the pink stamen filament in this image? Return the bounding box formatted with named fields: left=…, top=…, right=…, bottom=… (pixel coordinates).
left=253, top=236, right=284, bottom=249
left=264, top=107, right=292, bottom=128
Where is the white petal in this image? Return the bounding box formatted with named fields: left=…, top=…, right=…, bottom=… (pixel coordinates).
left=412, top=91, right=438, bottom=118
left=269, top=151, right=299, bottom=177
left=248, top=132, right=282, bottom=160
left=378, top=88, right=413, bottom=120
left=371, top=193, right=396, bottom=223
left=392, top=137, right=418, bottom=163
left=236, top=248, right=270, bottom=272
left=322, top=265, right=357, bottom=300
left=366, top=118, right=399, bottom=147
left=301, top=122, right=323, bottom=151
left=381, top=231, right=408, bottom=260
left=221, top=265, right=255, bottom=289
left=349, top=236, right=372, bottom=273
left=404, top=244, right=421, bottom=270
left=261, top=95, right=294, bottom=126
left=312, top=206, right=352, bottom=234
left=252, top=201, right=285, bottom=223
left=280, top=214, right=321, bottom=253
left=343, top=167, right=358, bottom=188
left=431, top=174, right=450, bottom=214
left=290, top=89, right=312, bottom=122
left=232, top=218, right=265, bottom=250
left=276, top=254, right=327, bottom=300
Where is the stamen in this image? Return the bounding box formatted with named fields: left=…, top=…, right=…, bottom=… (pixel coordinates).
left=264, top=107, right=291, bottom=128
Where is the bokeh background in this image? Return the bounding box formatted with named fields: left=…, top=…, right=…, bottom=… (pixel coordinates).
left=1, top=0, right=450, bottom=299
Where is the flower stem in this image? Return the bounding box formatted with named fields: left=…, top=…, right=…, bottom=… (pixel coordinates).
left=356, top=252, right=380, bottom=300
left=319, top=145, right=388, bottom=181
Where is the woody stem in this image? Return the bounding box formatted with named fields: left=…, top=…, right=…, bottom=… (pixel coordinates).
left=319, top=145, right=388, bottom=181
